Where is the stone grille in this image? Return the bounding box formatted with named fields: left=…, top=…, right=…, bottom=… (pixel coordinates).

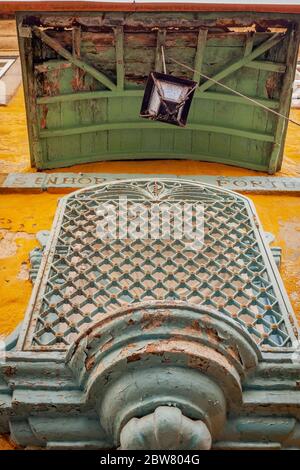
left=21, top=179, right=296, bottom=350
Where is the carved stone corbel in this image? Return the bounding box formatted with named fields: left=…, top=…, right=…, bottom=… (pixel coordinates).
left=67, top=301, right=261, bottom=449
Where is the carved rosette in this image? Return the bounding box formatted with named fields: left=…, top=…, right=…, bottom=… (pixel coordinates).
left=66, top=301, right=261, bottom=450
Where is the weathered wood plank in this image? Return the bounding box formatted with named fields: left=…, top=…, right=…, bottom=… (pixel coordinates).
left=155, top=29, right=166, bottom=73
left=18, top=35, right=43, bottom=168
left=114, top=26, right=124, bottom=90
left=36, top=88, right=280, bottom=110
left=32, top=26, right=117, bottom=91
left=39, top=120, right=275, bottom=143
left=193, top=29, right=208, bottom=83
left=246, top=60, right=286, bottom=73
left=72, top=26, right=81, bottom=58
left=269, top=27, right=300, bottom=173
left=198, top=33, right=284, bottom=92
left=244, top=32, right=254, bottom=57
left=17, top=12, right=299, bottom=172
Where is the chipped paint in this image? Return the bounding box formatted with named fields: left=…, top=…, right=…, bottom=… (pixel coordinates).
left=0, top=229, right=35, bottom=258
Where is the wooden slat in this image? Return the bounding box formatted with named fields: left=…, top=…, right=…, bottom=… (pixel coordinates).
left=244, top=32, right=254, bottom=57
left=198, top=33, right=284, bottom=92
left=18, top=35, right=43, bottom=168
left=114, top=26, right=124, bottom=91
left=246, top=60, right=286, bottom=73
left=269, top=27, right=300, bottom=173
left=193, top=29, right=208, bottom=83
left=72, top=26, right=81, bottom=58
left=36, top=89, right=280, bottom=109
left=155, top=30, right=167, bottom=73
left=39, top=120, right=275, bottom=142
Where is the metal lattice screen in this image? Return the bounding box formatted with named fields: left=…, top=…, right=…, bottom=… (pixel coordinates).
left=20, top=180, right=296, bottom=351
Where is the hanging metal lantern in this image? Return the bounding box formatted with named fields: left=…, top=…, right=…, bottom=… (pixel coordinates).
left=140, top=72, right=197, bottom=127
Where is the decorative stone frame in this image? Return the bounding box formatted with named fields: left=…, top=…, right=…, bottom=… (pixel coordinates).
left=0, top=178, right=299, bottom=450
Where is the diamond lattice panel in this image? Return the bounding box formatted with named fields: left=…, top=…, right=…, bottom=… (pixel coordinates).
left=20, top=179, right=296, bottom=351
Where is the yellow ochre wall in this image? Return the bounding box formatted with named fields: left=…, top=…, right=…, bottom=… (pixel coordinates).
left=0, top=88, right=300, bottom=449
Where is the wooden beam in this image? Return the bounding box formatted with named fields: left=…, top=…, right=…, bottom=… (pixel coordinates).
left=4, top=2, right=300, bottom=14
left=72, top=26, right=81, bottom=58
left=155, top=30, right=166, bottom=73
left=244, top=32, right=254, bottom=57
left=198, top=33, right=284, bottom=93
left=35, top=60, right=72, bottom=73
left=193, top=29, right=208, bottom=83
left=18, top=35, right=43, bottom=168
left=245, top=60, right=286, bottom=73
left=36, top=88, right=280, bottom=109
left=39, top=121, right=274, bottom=143
left=114, top=26, right=124, bottom=91
left=197, top=91, right=280, bottom=109
left=37, top=90, right=143, bottom=104
left=269, top=28, right=300, bottom=173
left=32, top=26, right=117, bottom=91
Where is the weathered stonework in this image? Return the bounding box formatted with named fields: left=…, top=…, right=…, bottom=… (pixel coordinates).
left=0, top=178, right=299, bottom=450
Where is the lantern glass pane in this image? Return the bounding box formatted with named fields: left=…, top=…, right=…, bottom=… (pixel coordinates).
left=160, top=81, right=189, bottom=101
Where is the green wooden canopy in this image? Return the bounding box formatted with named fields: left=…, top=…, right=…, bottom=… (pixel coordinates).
left=17, top=9, right=300, bottom=172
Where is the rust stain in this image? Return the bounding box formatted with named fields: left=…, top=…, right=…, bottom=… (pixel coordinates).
left=119, top=342, right=138, bottom=358
left=127, top=353, right=142, bottom=363
left=145, top=343, right=165, bottom=356
left=226, top=345, right=242, bottom=364
left=205, top=326, right=221, bottom=344
left=191, top=320, right=202, bottom=332
left=40, top=105, right=48, bottom=130
left=43, top=69, right=61, bottom=97
left=141, top=310, right=170, bottom=331
left=71, top=68, right=85, bottom=92
left=0, top=434, right=17, bottom=450
left=100, top=337, right=115, bottom=352
left=188, top=356, right=210, bottom=371
left=265, top=75, right=278, bottom=99
left=85, top=354, right=95, bottom=371
left=182, top=322, right=222, bottom=346
left=3, top=366, right=16, bottom=377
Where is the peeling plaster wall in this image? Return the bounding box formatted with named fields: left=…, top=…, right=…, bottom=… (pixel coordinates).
left=0, top=88, right=300, bottom=449
left=0, top=193, right=60, bottom=336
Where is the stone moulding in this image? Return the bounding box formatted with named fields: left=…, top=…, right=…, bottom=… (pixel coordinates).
left=1, top=178, right=300, bottom=449
left=1, top=303, right=300, bottom=449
